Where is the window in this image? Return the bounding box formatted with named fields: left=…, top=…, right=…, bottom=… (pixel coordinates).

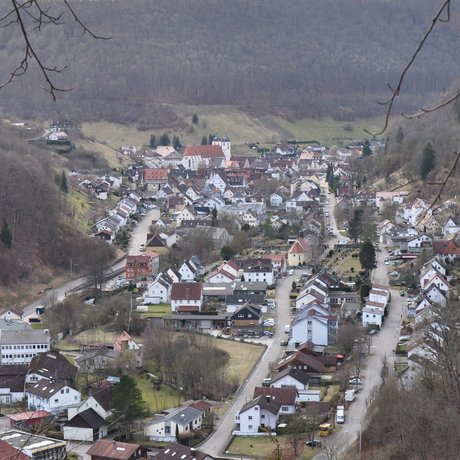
left=165, top=426, right=170, bottom=434
left=54, top=399, right=59, bottom=403
left=248, top=416, right=252, bottom=420
left=282, top=406, right=289, bottom=411
left=66, top=389, right=69, bottom=393
left=261, top=414, right=265, bottom=419
left=248, top=425, right=252, bottom=429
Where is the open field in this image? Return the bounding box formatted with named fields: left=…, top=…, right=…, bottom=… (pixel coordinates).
left=137, top=304, right=172, bottom=318
left=82, top=109, right=389, bottom=152
left=76, top=138, right=132, bottom=169
left=56, top=328, right=121, bottom=351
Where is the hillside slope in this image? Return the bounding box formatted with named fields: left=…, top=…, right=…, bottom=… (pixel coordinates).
left=1, top=0, right=459, bottom=126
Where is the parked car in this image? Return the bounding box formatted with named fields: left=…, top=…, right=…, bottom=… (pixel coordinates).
left=139, top=244, right=146, bottom=252
left=369, top=329, right=378, bottom=335
left=263, top=319, right=275, bottom=327
left=263, top=330, right=274, bottom=337
left=349, top=377, right=362, bottom=385
left=305, top=439, right=322, bottom=447
left=288, top=269, right=294, bottom=275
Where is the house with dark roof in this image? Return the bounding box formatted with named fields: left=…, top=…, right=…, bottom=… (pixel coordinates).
left=276, top=351, right=326, bottom=374
left=125, top=253, right=160, bottom=281
left=230, top=303, right=263, bottom=337
left=68, top=384, right=114, bottom=421
left=234, top=395, right=281, bottom=435
left=87, top=439, right=147, bottom=460
left=0, top=364, right=27, bottom=404
left=26, top=350, right=77, bottom=385
left=25, top=378, right=81, bottom=414
left=253, top=387, right=298, bottom=414
left=170, top=282, right=203, bottom=313
left=63, top=408, right=108, bottom=442
left=144, top=406, right=204, bottom=442
left=142, top=272, right=173, bottom=305
left=156, top=443, right=215, bottom=460
left=269, top=366, right=319, bottom=402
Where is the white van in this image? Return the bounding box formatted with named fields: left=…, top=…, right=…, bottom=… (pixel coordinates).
left=336, top=405, right=345, bottom=424
left=284, top=325, right=290, bottom=333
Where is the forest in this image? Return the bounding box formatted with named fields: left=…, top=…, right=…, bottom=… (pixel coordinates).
left=0, top=123, right=114, bottom=289
left=1, top=0, right=460, bottom=127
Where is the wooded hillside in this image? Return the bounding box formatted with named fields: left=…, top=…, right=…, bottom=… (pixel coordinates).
left=0, top=123, right=113, bottom=288
left=1, top=0, right=460, bottom=126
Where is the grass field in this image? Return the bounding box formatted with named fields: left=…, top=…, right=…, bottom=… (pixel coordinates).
left=134, top=374, right=181, bottom=413
left=82, top=108, right=388, bottom=152
left=56, top=328, right=121, bottom=351
left=212, top=338, right=265, bottom=383
left=228, top=435, right=319, bottom=460
left=137, top=304, right=172, bottom=318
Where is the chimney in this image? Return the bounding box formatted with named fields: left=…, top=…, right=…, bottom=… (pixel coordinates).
left=266, top=395, right=271, bottom=404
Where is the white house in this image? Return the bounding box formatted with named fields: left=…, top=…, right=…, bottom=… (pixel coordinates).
left=67, top=384, right=113, bottom=421
left=407, top=234, right=433, bottom=252
left=442, top=216, right=460, bottom=236
left=269, top=367, right=320, bottom=402
left=170, top=282, right=203, bottom=313
left=63, top=408, right=108, bottom=442
left=142, top=273, right=172, bottom=305
left=269, top=192, right=284, bottom=208
left=144, top=406, right=203, bottom=442
left=206, top=269, right=237, bottom=284
left=0, top=330, right=51, bottom=365
left=421, top=272, right=450, bottom=293
left=362, top=306, right=384, bottom=328
left=368, top=288, right=390, bottom=306
left=403, top=198, right=430, bottom=226
left=176, top=207, right=197, bottom=227
left=423, top=284, right=447, bottom=306
left=242, top=264, right=274, bottom=285
left=290, top=305, right=338, bottom=347
left=178, top=259, right=199, bottom=281
left=26, top=379, right=81, bottom=414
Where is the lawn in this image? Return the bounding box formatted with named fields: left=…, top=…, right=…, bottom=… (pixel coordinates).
left=82, top=110, right=388, bottom=153
left=213, top=338, right=265, bottom=383
left=134, top=374, right=181, bottom=413
left=227, top=435, right=319, bottom=460
left=56, top=328, right=121, bottom=351
left=137, top=304, right=172, bottom=318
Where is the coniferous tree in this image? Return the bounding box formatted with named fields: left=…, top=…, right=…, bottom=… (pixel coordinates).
left=201, top=135, right=208, bottom=145
left=60, top=170, right=68, bottom=194
left=110, top=375, right=147, bottom=424
left=159, top=132, right=170, bottom=146
left=359, top=240, right=377, bottom=274
left=0, top=220, right=12, bottom=249
left=395, top=126, right=404, bottom=144
left=149, top=134, right=156, bottom=148
left=192, top=113, right=199, bottom=124
left=362, top=139, right=372, bottom=156
left=420, top=142, right=436, bottom=181
left=172, top=135, right=182, bottom=149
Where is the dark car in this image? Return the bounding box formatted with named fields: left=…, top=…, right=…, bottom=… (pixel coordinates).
left=305, top=439, right=322, bottom=447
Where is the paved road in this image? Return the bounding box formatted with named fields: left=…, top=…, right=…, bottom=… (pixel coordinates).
left=315, top=244, right=403, bottom=459
left=200, top=271, right=299, bottom=457
left=21, top=208, right=160, bottom=318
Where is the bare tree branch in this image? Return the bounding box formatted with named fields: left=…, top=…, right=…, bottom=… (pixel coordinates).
left=0, top=0, right=109, bottom=100
left=364, top=0, right=452, bottom=136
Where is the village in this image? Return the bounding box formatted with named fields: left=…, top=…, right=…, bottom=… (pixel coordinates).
left=0, top=125, right=459, bottom=460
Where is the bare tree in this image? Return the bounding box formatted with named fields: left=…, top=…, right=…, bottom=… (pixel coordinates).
left=1, top=0, right=108, bottom=99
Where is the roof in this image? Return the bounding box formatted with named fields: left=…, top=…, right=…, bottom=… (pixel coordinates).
left=0, top=430, right=65, bottom=455
left=170, top=406, right=203, bottom=425
left=0, top=439, right=29, bottom=460
left=156, top=443, right=212, bottom=460
left=277, top=351, right=326, bottom=373
left=239, top=395, right=281, bottom=415
left=6, top=411, right=52, bottom=422
left=253, top=386, right=298, bottom=405
left=90, top=384, right=115, bottom=411
left=180, top=400, right=213, bottom=412
left=26, top=378, right=72, bottom=399
left=113, top=331, right=135, bottom=352
left=28, top=351, right=78, bottom=382
left=0, top=364, right=27, bottom=392
left=183, top=145, right=225, bottom=158
left=0, top=329, right=50, bottom=345
left=66, top=408, right=107, bottom=429
left=171, top=282, right=202, bottom=301
left=87, top=439, right=142, bottom=460
left=270, top=366, right=312, bottom=386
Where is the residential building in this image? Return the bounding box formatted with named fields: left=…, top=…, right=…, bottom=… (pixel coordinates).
left=26, top=350, right=78, bottom=384
left=269, top=366, right=319, bottom=402
left=0, top=430, right=66, bottom=460
left=0, top=330, right=51, bottom=365
left=170, top=282, right=203, bottom=313
left=0, top=364, right=27, bottom=404
left=144, top=406, right=203, bottom=442
left=26, top=379, right=81, bottom=414
left=87, top=439, right=147, bottom=460
left=125, top=253, right=160, bottom=281
left=230, top=304, right=263, bottom=337
left=155, top=443, right=215, bottom=460
left=63, top=408, right=108, bottom=442
left=142, top=273, right=172, bottom=304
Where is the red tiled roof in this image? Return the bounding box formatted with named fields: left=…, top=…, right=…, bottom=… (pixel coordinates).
left=87, top=440, right=142, bottom=460
left=143, top=168, right=169, bottom=181
left=183, top=145, right=225, bottom=158
left=177, top=305, right=200, bottom=312
left=0, top=440, right=29, bottom=460
left=171, top=282, right=202, bottom=301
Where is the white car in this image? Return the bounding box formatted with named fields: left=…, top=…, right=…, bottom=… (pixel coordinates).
left=288, top=269, right=294, bottom=275
left=139, top=244, right=146, bottom=252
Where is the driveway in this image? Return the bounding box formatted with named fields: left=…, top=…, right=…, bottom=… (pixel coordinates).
left=200, top=271, right=298, bottom=457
